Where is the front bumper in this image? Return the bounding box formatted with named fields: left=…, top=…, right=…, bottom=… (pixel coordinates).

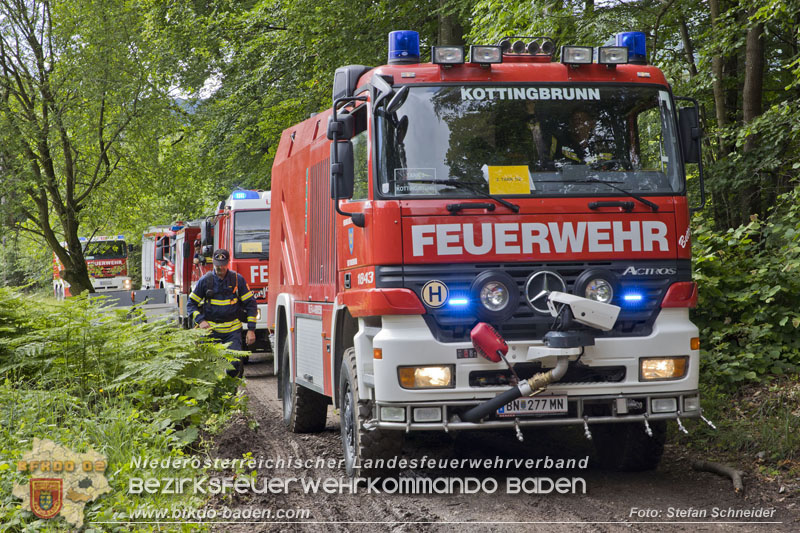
left=370, top=391, right=700, bottom=431
left=358, top=308, right=700, bottom=431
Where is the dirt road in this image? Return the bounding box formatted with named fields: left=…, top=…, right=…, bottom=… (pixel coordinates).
left=208, top=356, right=798, bottom=531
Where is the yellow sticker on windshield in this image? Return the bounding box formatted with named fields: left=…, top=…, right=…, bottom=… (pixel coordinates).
left=241, top=242, right=262, bottom=253
left=488, top=166, right=531, bottom=195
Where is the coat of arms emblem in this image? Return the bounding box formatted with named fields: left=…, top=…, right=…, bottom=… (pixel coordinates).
left=30, top=478, right=63, bottom=519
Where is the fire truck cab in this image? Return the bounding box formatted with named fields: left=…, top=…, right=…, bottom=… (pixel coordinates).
left=268, top=31, right=705, bottom=474
left=200, top=190, right=272, bottom=351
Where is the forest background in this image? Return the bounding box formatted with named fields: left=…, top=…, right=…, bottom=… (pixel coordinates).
left=1, top=0, right=799, bottom=473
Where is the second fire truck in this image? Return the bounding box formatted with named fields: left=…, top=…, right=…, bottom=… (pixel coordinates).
left=198, top=190, right=272, bottom=350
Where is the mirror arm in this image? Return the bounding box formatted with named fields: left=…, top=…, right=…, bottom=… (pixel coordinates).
left=332, top=96, right=367, bottom=227
left=675, top=96, right=706, bottom=212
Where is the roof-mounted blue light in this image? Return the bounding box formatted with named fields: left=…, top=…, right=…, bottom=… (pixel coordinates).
left=616, top=31, right=647, bottom=64
left=231, top=190, right=260, bottom=200
left=388, top=30, right=420, bottom=65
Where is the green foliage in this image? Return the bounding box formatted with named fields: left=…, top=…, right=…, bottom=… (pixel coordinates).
left=692, top=188, right=800, bottom=385
left=677, top=380, right=800, bottom=477
left=0, top=288, right=244, bottom=530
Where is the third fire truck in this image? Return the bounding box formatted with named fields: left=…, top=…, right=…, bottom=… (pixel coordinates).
left=268, top=30, right=706, bottom=474
left=199, top=190, right=272, bottom=350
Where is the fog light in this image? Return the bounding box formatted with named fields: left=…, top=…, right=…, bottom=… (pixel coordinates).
left=651, top=397, right=677, bottom=413
left=598, top=46, right=629, bottom=64
left=123, top=279, right=132, bottom=290
left=432, top=46, right=464, bottom=64
left=413, top=407, right=442, bottom=422
left=256, top=308, right=262, bottom=321
left=380, top=406, right=405, bottom=422
left=683, top=396, right=700, bottom=412
left=561, top=46, right=593, bottom=64
left=398, top=365, right=454, bottom=389
left=470, top=45, right=502, bottom=64
left=640, top=357, right=688, bottom=380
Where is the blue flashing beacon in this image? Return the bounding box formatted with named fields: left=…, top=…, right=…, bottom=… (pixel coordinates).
left=388, top=30, right=420, bottom=65
left=616, top=32, right=647, bottom=64
left=232, top=190, right=260, bottom=200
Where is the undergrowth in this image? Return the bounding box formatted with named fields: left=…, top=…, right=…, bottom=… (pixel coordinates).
left=0, top=289, right=245, bottom=531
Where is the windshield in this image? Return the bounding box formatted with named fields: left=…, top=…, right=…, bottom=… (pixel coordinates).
left=83, top=240, right=127, bottom=260
left=376, top=85, right=683, bottom=198
left=234, top=210, right=269, bottom=259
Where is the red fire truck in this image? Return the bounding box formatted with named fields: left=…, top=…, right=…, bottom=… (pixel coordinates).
left=141, top=225, right=179, bottom=302
left=268, top=31, right=706, bottom=474
left=53, top=235, right=133, bottom=298
left=173, top=221, right=209, bottom=327
left=198, top=190, right=272, bottom=350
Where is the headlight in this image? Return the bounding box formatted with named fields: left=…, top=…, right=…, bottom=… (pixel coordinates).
left=480, top=281, right=510, bottom=311
left=640, top=357, right=688, bottom=381
left=574, top=269, right=617, bottom=306
left=256, top=308, right=262, bottom=321
left=123, top=279, right=132, bottom=289
left=398, top=365, right=454, bottom=389
left=584, top=278, right=613, bottom=303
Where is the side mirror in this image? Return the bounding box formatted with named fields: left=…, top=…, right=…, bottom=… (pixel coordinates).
left=675, top=96, right=706, bottom=212
left=202, top=244, right=213, bottom=257
left=327, top=113, right=355, bottom=140
left=330, top=141, right=354, bottom=200
left=678, top=106, right=701, bottom=164
left=385, top=85, right=409, bottom=114
left=127, top=244, right=134, bottom=253
left=201, top=219, right=214, bottom=247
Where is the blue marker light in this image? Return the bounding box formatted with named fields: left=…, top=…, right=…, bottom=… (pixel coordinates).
left=232, top=190, right=260, bottom=200
left=623, top=293, right=644, bottom=302
left=616, top=32, right=647, bottom=64
left=449, top=298, right=470, bottom=306
left=388, top=30, right=420, bottom=65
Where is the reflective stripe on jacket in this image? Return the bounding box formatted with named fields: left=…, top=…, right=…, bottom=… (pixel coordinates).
left=186, top=270, right=258, bottom=332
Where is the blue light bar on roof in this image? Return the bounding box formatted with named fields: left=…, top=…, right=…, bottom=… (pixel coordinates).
left=232, top=190, right=260, bottom=200
left=388, top=30, right=420, bottom=65
left=616, top=31, right=647, bottom=64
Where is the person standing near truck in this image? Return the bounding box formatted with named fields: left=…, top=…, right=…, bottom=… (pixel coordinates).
left=187, top=249, right=256, bottom=377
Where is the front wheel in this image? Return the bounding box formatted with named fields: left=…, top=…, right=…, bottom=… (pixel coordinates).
left=280, top=337, right=327, bottom=433
left=339, top=347, right=403, bottom=477
left=592, top=420, right=666, bottom=471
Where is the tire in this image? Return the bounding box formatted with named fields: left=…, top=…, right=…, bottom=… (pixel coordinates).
left=339, top=347, right=403, bottom=478
left=280, top=337, right=328, bottom=433
left=592, top=420, right=666, bottom=472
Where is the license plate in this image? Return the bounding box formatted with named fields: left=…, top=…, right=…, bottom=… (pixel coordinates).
left=497, top=396, right=568, bottom=417
left=98, top=280, right=112, bottom=285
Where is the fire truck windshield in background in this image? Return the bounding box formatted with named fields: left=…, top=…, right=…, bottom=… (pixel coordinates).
left=83, top=240, right=127, bottom=260
left=376, top=85, right=683, bottom=198
left=234, top=210, right=270, bottom=259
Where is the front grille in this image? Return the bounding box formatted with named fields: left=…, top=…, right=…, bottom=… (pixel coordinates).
left=377, top=260, right=690, bottom=342
left=469, top=361, right=626, bottom=387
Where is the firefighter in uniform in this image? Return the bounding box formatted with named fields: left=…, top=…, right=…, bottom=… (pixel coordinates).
left=555, top=109, right=614, bottom=166
left=187, top=249, right=257, bottom=377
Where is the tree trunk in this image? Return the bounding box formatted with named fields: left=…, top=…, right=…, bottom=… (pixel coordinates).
left=437, top=0, right=464, bottom=45
left=739, top=19, right=765, bottom=222
left=708, top=0, right=730, bottom=156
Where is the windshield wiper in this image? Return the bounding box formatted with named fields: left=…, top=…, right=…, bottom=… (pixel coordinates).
left=533, top=178, right=658, bottom=212
left=386, top=178, right=520, bottom=213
